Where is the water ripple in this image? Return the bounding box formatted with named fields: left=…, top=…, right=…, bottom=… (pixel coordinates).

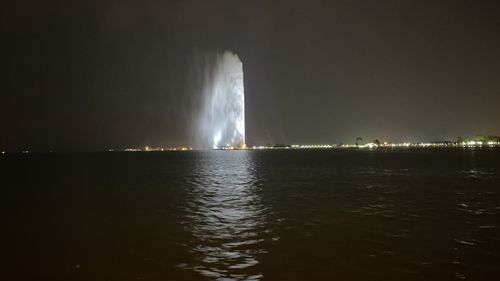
left=181, top=151, right=267, bottom=280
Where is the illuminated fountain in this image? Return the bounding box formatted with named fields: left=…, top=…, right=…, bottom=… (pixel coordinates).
left=196, top=50, right=245, bottom=149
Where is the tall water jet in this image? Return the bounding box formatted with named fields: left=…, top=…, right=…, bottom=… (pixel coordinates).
left=194, top=50, right=245, bottom=149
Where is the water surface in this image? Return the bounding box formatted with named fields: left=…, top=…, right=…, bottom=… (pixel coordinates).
left=3, top=149, right=500, bottom=280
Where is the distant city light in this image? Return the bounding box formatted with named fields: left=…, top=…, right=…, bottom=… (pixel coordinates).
left=115, top=140, right=500, bottom=153
left=248, top=141, right=500, bottom=150
left=124, top=146, right=193, bottom=152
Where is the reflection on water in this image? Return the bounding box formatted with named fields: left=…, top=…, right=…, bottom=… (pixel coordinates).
left=181, top=151, right=266, bottom=280
left=4, top=149, right=500, bottom=280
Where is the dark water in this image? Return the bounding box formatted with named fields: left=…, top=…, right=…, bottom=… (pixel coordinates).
left=3, top=149, right=500, bottom=280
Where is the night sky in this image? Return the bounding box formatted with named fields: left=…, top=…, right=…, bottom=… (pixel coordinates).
left=2, top=0, right=500, bottom=151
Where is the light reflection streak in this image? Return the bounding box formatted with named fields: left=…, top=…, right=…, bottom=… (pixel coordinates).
left=182, top=151, right=266, bottom=280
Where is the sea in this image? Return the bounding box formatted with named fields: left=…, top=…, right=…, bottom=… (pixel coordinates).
left=2, top=148, right=500, bottom=280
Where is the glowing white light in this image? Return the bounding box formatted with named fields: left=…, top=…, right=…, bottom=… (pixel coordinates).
left=360, top=143, right=377, bottom=149
left=212, top=130, right=222, bottom=149
left=197, top=51, right=245, bottom=149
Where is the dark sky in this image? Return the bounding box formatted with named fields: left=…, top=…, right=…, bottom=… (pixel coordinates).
left=2, top=0, right=500, bottom=151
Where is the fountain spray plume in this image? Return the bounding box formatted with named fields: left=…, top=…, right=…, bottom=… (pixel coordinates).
left=192, top=50, right=245, bottom=149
